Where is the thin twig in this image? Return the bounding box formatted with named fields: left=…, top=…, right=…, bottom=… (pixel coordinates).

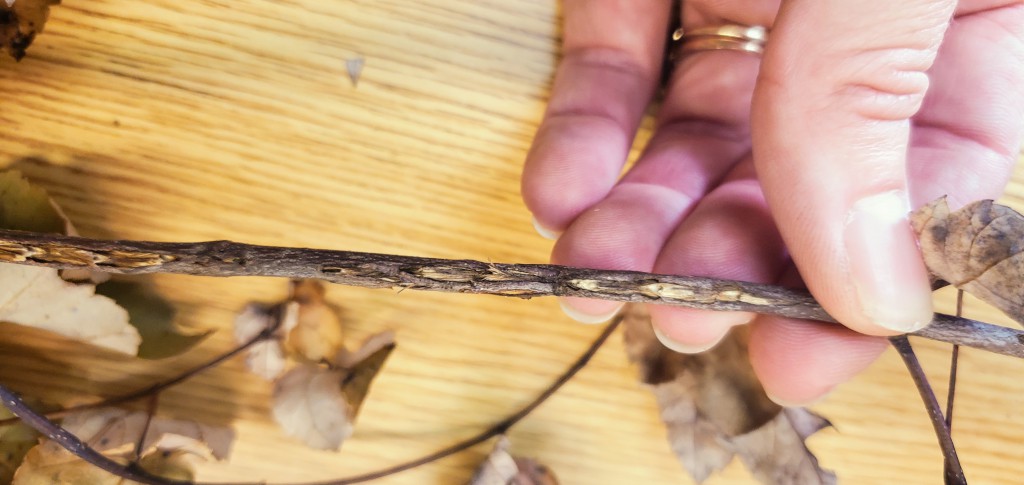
left=0, top=229, right=1020, bottom=358
left=944, top=290, right=964, bottom=484
left=0, top=384, right=190, bottom=485
left=131, top=394, right=160, bottom=463
left=302, top=315, right=622, bottom=485
left=0, top=316, right=280, bottom=427
left=945, top=290, right=964, bottom=429
left=890, top=336, right=966, bottom=485
left=0, top=317, right=622, bottom=485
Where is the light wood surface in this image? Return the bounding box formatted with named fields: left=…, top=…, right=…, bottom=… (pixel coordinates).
left=2, top=1, right=1024, bottom=484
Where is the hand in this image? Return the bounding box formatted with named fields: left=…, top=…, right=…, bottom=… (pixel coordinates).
left=521, top=0, right=1024, bottom=404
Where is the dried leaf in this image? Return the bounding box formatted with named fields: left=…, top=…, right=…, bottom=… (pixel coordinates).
left=58, top=408, right=233, bottom=460
left=0, top=264, right=140, bottom=354
left=272, top=331, right=394, bottom=450
left=0, top=170, right=107, bottom=283
left=468, top=436, right=559, bottom=485
left=11, top=408, right=232, bottom=484
left=346, top=57, right=365, bottom=86
left=96, top=280, right=209, bottom=360
left=284, top=280, right=344, bottom=363
left=0, top=0, right=59, bottom=60
left=622, top=304, right=834, bottom=484
left=233, top=302, right=296, bottom=380
left=912, top=197, right=1024, bottom=324
left=233, top=279, right=343, bottom=379
left=0, top=406, right=40, bottom=483
left=0, top=170, right=65, bottom=234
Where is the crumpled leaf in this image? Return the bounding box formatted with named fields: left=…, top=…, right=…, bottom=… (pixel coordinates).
left=272, top=331, right=395, bottom=450
left=622, top=304, right=834, bottom=484
left=468, top=436, right=559, bottom=485
left=284, top=279, right=345, bottom=363
left=11, top=407, right=232, bottom=484
left=0, top=405, right=41, bottom=483
left=0, top=0, right=60, bottom=60
left=233, top=301, right=297, bottom=380
left=96, top=280, right=209, bottom=360
left=233, top=279, right=343, bottom=379
left=912, top=197, right=1024, bottom=325
left=0, top=263, right=141, bottom=354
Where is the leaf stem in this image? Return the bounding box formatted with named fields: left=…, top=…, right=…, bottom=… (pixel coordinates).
left=890, top=336, right=966, bottom=484
left=0, top=229, right=1019, bottom=358
left=0, top=317, right=279, bottom=427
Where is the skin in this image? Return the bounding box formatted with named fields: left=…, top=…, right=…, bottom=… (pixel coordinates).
left=522, top=0, right=1024, bottom=404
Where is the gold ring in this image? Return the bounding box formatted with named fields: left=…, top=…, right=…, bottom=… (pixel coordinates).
left=670, top=24, right=769, bottom=60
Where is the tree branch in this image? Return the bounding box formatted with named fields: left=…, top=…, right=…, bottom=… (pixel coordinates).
left=0, top=229, right=1020, bottom=358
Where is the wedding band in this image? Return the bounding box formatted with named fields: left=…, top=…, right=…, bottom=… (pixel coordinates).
left=670, top=24, right=769, bottom=59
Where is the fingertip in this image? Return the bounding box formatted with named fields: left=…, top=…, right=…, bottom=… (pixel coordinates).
left=532, top=216, right=562, bottom=240
left=649, top=306, right=753, bottom=353
left=559, top=297, right=622, bottom=324
left=749, top=315, right=889, bottom=406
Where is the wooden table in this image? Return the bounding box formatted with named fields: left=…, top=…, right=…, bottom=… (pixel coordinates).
left=2, top=1, right=1023, bottom=483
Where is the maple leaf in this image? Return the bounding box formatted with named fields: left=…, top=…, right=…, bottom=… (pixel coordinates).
left=468, top=436, right=559, bottom=485
left=622, top=304, right=834, bottom=485
left=912, top=197, right=1024, bottom=325
left=272, top=331, right=394, bottom=450
left=11, top=407, right=232, bottom=484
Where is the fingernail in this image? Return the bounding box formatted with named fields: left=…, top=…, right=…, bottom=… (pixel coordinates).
left=845, top=191, right=933, bottom=333
left=653, top=326, right=721, bottom=354
left=559, top=298, right=621, bottom=324
left=532, top=217, right=561, bottom=240
left=766, top=387, right=834, bottom=408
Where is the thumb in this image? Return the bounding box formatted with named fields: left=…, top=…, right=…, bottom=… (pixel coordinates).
left=752, top=0, right=956, bottom=335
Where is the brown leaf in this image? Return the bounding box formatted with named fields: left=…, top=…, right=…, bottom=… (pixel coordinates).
left=233, top=279, right=344, bottom=379
left=284, top=279, right=345, bottom=363
left=468, top=436, right=559, bottom=485
left=11, top=408, right=232, bottom=484
left=912, top=197, right=1024, bottom=324
left=0, top=0, right=59, bottom=60
left=272, top=331, right=394, bottom=450
left=622, top=304, right=834, bottom=484
left=233, top=302, right=297, bottom=380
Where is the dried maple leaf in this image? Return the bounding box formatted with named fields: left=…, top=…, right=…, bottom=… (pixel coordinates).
left=622, top=304, right=834, bottom=484
left=11, top=407, right=232, bottom=484
left=0, top=0, right=59, bottom=60
left=468, top=436, right=559, bottom=485
left=272, top=331, right=394, bottom=450
left=912, top=197, right=1024, bottom=324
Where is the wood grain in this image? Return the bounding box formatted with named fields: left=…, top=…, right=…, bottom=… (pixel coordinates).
left=1, top=1, right=1023, bottom=484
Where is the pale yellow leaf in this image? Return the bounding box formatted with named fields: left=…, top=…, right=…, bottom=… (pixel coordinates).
left=468, top=436, right=559, bottom=485
left=273, top=331, right=394, bottom=450
left=0, top=264, right=140, bottom=354
left=272, top=364, right=353, bottom=450
left=233, top=302, right=297, bottom=380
